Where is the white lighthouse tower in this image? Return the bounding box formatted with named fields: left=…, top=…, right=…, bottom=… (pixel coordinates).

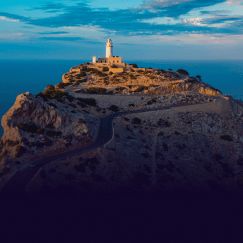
left=92, top=39, right=124, bottom=69
left=106, top=38, right=113, bottom=58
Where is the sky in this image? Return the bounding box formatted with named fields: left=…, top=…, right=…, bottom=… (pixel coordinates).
left=0, top=0, right=243, bottom=60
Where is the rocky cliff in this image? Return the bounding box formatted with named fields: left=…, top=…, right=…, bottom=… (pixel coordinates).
left=0, top=63, right=242, bottom=193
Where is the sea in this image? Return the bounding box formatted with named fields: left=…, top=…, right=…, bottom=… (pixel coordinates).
left=0, top=59, right=243, bottom=134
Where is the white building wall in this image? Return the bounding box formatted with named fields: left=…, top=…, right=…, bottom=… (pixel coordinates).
left=92, top=56, right=97, bottom=64
left=106, top=39, right=113, bottom=58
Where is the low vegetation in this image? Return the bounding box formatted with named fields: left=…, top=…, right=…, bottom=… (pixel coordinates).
left=86, top=87, right=107, bottom=94
left=177, top=69, right=189, bottom=76
left=109, top=105, right=119, bottom=112
left=220, top=135, right=233, bottom=142
left=77, top=97, right=97, bottom=107
left=132, top=117, right=142, bottom=125
left=19, top=123, right=43, bottom=134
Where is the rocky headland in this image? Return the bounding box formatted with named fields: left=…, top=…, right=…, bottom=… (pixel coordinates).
left=0, top=63, right=242, bottom=193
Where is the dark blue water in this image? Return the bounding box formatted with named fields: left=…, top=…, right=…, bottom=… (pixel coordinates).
left=0, top=60, right=243, bottom=134
left=0, top=60, right=80, bottom=125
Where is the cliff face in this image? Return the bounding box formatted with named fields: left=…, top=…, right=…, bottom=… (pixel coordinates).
left=0, top=63, right=242, bottom=193
left=1, top=92, right=99, bottom=162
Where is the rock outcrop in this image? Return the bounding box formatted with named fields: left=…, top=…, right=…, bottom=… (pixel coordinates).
left=1, top=91, right=99, bottom=163
left=62, top=64, right=221, bottom=97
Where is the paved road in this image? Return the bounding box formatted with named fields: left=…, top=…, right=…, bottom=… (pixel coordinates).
left=1, top=115, right=114, bottom=193
left=1, top=103, right=197, bottom=193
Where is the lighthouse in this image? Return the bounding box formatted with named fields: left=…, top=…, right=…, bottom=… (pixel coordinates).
left=106, top=38, right=113, bottom=58
left=92, top=39, right=124, bottom=69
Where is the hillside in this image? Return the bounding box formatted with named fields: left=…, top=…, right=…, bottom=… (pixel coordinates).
left=0, top=63, right=242, bottom=193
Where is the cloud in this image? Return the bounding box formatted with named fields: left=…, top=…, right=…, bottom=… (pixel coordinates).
left=39, top=36, right=85, bottom=41
left=142, top=0, right=192, bottom=8
left=0, top=0, right=243, bottom=43
left=141, top=0, right=225, bottom=16
left=0, top=12, right=29, bottom=22
left=0, top=32, right=24, bottom=40
left=227, top=0, right=243, bottom=5
left=39, top=31, right=69, bottom=35
left=182, top=17, right=204, bottom=26
left=0, top=16, right=20, bottom=23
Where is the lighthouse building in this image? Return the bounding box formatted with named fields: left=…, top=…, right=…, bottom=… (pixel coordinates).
left=92, top=39, right=124, bottom=66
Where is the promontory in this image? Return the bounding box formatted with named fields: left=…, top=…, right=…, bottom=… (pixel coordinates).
left=0, top=60, right=242, bottom=193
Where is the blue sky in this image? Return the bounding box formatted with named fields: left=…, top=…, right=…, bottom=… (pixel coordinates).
left=0, top=0, right=243, bottom=60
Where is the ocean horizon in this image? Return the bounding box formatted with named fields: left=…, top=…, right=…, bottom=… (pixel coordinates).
left=1, top=59, right=243, bottom=134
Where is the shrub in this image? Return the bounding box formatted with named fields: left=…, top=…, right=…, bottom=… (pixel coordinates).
left=44, top=85, right=55, bottom=92
left=86, top=87, right=107, bottom=94
left=56, top=82, right=70, bottom=89
left=19, top=123, right=43, bottom=134
left=132, top=117, right=142, bottom=125
left=220, top=135, right=233, bottom=142
left=186, top=78, right=198, bottom=84
left=157, top=119, right=171, bottom=127
left=147, top=98, right=157, bottom=105
left=85, top=158, right=99, bottom=172
left=177, top=69, right=189, bottom=76
left=174, top=131, right=181, bottom=135
left=109, top=105, right=119, bottom=112
left=115, top=87, right=126, bottom=92
left=129, top=74, right=136, bottom=80
left=134, top=86, right=146, bottom=92
left=15, top=145, right=26, bottom=158
left=43, top=88, right=67, bottom=100
left=6, top=140, right=19, bottom=146
left=46, top=130, right=62, bottom=137
left=75, top=79, right=87, bottom=85
left=79, top=71, right=87, bottom=77
left=130, top=64, right=138, bottom=68
left=77, top=97, right=97, bottom=107
left=158, top=131, right=164, bottom=136
left=196, top=75, right=202, bottom=81
left=81, top=66, right=88, bottom=71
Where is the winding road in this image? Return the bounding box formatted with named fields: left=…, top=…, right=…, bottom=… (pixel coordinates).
left=1, top=103, right=200, bottom=193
